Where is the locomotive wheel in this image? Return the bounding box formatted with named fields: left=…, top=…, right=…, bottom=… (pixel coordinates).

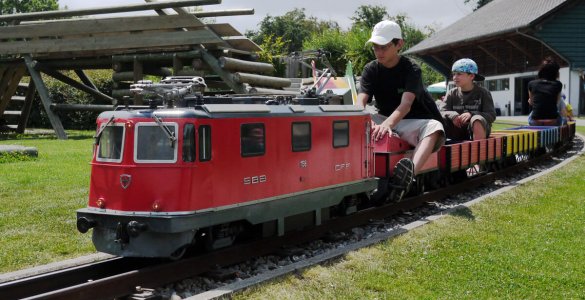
left=449, top=170, right=468, bottom=184
left=487, top=162, right=497, bottom=172
left=336, top=195, right=360, bottom=215
left=411, top=174, right=425, bottom=196
left=201, top=224, right=241, bottom=251
left=428, top=171, right=444, bottom=190
left=534, top=147, right=546, bottom=156
left=504, top=155, right=517, bottom=167
left=370, top=177, right=390, bottom=206
left=169, top=246, right=188, bottom=260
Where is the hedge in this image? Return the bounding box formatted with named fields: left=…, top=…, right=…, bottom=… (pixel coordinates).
left=27, top=70, right=114, bottom=130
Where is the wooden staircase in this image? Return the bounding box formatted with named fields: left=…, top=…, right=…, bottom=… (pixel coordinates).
left=0, top=63, right=33, bottom=134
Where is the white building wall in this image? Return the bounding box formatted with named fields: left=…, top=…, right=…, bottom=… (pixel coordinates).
left=559, top=67, right=570, bottom=100
left=487, top=75, right=515, bottom=116
left=567, top=69, right=581, bottom=115
left=485, top=67, right=579, bottom=116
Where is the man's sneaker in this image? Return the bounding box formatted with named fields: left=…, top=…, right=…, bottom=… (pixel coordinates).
left=389, top=158, right=415, bottom=202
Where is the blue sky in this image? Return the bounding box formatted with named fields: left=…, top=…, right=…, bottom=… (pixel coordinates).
left=58, top=0, right=473, bottom=34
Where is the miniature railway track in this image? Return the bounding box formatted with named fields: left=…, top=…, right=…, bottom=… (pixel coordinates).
left=0, top=142, right=575, bottom=300
left=0, top=257, right=158, bottom=299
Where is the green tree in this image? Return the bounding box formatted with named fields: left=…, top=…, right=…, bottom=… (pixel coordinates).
left=0, top=0, right=58, bottom=15
left=303, top=24, right=374, bottom=77
left=390, top=14, right=427, bottom=50
left=256, top=34, right=288, bottom=77
left=341, top=26, right=375, bottom=74
left=350, top=5, right=389, bottom=30
left=0, top=0, right=59, bottom=25
left=307, top=8, right=442, bottom=86
left=464, top=0, right=493, bottom=11
left=419, top=60, right=445, bottom=85
left=302, top=28, right=348, bottom=76
left=246, top=8, right=339, bottom=54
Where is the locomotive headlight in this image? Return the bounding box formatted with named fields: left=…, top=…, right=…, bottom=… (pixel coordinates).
left=152, top=201, right=162, bottom=212
left=96, top=198, right=106, bottom=209
left=126, top=121, right=134, bottom=128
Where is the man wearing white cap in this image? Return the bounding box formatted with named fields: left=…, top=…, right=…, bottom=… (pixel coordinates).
left=358, top=20, right=445, bottom=202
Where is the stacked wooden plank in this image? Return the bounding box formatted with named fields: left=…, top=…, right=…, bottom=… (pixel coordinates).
left=0, top=14, right=264, bottom=58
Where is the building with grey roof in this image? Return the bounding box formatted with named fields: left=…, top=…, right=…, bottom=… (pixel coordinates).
left=406, top=0, right=585, bottom=117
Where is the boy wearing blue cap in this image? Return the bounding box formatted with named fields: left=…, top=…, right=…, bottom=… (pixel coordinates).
left=440, top=58, right=496, bottom=141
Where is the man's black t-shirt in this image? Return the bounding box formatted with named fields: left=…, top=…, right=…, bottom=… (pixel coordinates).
left=359, top=56, right=433, bottom=119
left=528, top=79, right=562, bottom=119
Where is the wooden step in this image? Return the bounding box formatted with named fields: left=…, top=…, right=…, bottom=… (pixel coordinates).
left=11, top=96, right=26, bottom=102
left=3, top=110, right=22, bottom=116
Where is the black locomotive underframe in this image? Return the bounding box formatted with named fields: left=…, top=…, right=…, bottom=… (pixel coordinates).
left=77, top=178, right=378, bottom=257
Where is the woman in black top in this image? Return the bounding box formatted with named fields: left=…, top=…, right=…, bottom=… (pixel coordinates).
left=528, top=58, right=563, bottom=126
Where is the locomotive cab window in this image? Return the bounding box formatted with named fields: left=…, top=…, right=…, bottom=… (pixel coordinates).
left=183, top=124, right=195, bottom=162
left=241, top=123, right=265, bottom=157
left=292, top=122, right=311, bottom=152
left=333, top=120, right=349, bottom=148
left=96, top=124, right=125, bottom=163
left=199, top=125, right=211, bottom=161
left=135, top=123, right=178, bottom=163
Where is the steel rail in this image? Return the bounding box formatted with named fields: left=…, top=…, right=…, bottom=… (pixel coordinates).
left=0, top=257, right=157, bottom=299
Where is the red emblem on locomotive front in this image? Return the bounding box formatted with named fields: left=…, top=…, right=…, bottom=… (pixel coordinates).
left=120, top=174, right=132, bottom=189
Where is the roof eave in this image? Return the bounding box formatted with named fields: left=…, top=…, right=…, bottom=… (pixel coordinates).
left=406, top=26, right=534, bottom=56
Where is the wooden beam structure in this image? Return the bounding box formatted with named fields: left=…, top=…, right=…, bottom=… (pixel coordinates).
left=0, top=29, right=221, bottom=56
left=430, top=55, right=451, bottom=70
left=477, top=45, right=509, bottom=72
left=145, top=0, right=249, bottom=93
left=0, top=0, right=221, bottom=23
left=39, top=69, right=116, bottom=104
left=24, top=56, right=67, bottom=140
left=506, top=39, right=538, bottom=64
left=0, top=0, right=289, bottom=138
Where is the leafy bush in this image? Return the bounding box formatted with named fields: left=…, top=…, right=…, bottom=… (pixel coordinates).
left=257, top=34, right=288, bottom=77
left=27, top=70, right=114, bottom=130
left=303, top=28, right=355, bottom=76
left=338, top=25, right=376, bottom=76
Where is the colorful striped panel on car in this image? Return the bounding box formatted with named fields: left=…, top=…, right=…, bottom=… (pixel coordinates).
left=509, top=126, right=559, bottom=148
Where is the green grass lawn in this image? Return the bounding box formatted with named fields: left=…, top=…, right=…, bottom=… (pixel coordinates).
left=0, top=131, right=95, bottom=273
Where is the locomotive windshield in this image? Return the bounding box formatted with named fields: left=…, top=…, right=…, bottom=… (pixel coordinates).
left=96, top=125, right=125, bottom=162
left=135, top=123, right=178, bottom=162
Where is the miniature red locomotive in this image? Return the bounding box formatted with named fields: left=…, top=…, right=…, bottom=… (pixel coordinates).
left=77, top=77, right=379, bottom=257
